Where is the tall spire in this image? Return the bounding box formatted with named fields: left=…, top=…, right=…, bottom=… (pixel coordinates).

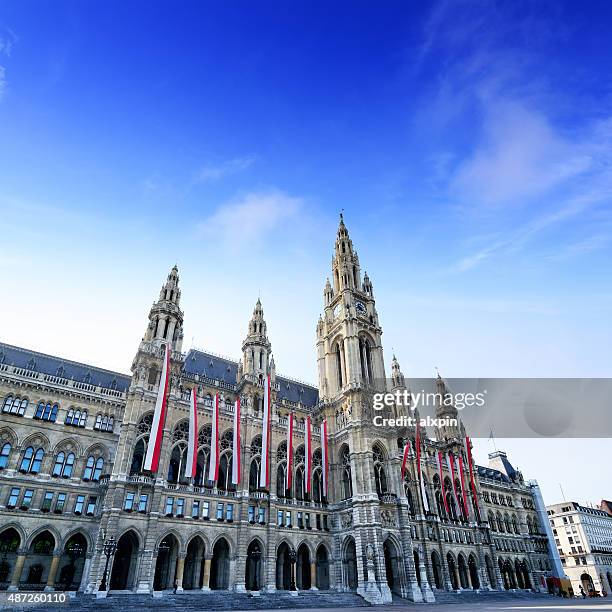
left=143, top=265, right=184, bottom=351
left=242, top=298, right=272, bottom=377
left=332, top=213, right=362, bottom=293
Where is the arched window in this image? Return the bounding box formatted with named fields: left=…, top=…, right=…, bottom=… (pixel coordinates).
left=130, top=413, right=152, bottom=474
left=340, top=446, right=352, bottom=500
left=20, top=447, right=44, bottom=473
left=95, top=414, right=102, bottom=429
left=249, top=458, right=260, bottom=492
left=93, top=457, right=104, bottom=481
left=80, top=410, right=88, bottom=427
left=217, top=430, right=234, bottom=491
left=372, top=444, right=387, bottom=495
left=83, top=456, right=95, bottom=480
left=53, top=452, right=65, bottom=477
left=35, top=401, right=45, bottom=418
left=65, top=409, right=75, bottom=425
left=277, top=462, right=287, bottom=498
left=359, top=336, right=373, bottom=383
left=313, top=468, right=323, bottom=503
left=53, top=452, right=75, bottom=478
left=335, top=341, right=345, bottom=389
left=36, top=401, right=58, bottom=422
left=2, top=395, right=14, bottom=413
left=0, top=442, right=11, bottom=468
left=404, top=472, right=415, bottom=515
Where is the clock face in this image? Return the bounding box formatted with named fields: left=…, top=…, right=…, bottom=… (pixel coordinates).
left=355, top=300, right=367, bottom=314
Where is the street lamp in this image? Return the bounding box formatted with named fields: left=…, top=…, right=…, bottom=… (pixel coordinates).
left=98, top=536, right=117, bottom=592
left=251, top=546, right=262, bottom=592
left=288, top=547, right=297, bottom=591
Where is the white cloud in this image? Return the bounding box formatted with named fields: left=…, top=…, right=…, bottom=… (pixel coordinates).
left=450, top=102, right=593, bottom=208
left=196, top=189, right=302, bottom=243
left=193, top=156, right=255, bottom=184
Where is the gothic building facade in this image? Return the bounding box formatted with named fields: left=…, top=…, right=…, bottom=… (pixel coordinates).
left=0, top=217, right=554, bottom=603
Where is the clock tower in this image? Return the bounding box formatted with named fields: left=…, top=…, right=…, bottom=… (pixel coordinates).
left=316, top=214, right=386, bottom=401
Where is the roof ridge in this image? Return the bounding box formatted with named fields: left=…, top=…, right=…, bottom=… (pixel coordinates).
left=0, top=341, right=131, bottom=380
left=188, top=346, right=240, bottom=364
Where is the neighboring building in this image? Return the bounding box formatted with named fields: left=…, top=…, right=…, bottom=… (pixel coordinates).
left=0, top=217, right=555, bottom=603
left=547, top=501, right=612, bottom=596
left=601, top=500, right=612, bottom=517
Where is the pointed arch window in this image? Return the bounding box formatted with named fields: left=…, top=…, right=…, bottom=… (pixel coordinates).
left=20, top=447, right=44, bottom=473
left=0, top=442, right=11, bottom=469
left=3, top=395, right=27, bottom=416
left=340, top=446, right=352, bottom=500
left=372, top=444, right=387, bottom=495
left=53, top=451, right=75, bottom=478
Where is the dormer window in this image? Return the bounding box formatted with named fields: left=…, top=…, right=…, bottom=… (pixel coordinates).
left=56, top=366, right=66, bottom=378
left=27, top=358, right=36, bottom=370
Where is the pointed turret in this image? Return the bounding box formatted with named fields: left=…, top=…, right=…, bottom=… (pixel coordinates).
left=324, top=278, right=334, bottom=306
left=143, top=265, right=184, bottom=352
left=242, top=298, right=272, bottom=377
left=391, top=354, right=406, bottom=390
left=362, top=271, right=373, bottom=297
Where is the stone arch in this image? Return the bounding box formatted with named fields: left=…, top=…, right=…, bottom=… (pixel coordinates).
left=25, top=526, right=59, bottom=551
left=468, top=553, right=479, bottom=589
left=431, top=550, right=443, bottom=589
left=183, top=535, right=206, bottom=590
left=52, top=437, right=82, bottom=456
left=153, top=533, right=180, bottom=591
left=276, top=541, right=292, bottom=590
left=457, top=553, right=469, bottom=589
left=110, top=529, right=140, bottom=590
left=0, top=527, right=22, bottom=590
left=23, top=529, right=56, bottom=588
left=210, top=537, right=231, bottom=590
left=296, top=542, right=311, bottom=589
left=60, top=528, right=93, bottom=553
left=155, top=529, right=185, bottom=554
left=57, top=531, right=88, bottom=590
left=245, top=537, right=265, bottom=591
left=446, top=551, right=458, bottom=590
left=342, top=536, right=358, bottom=591
left=21, top=431, right=50, bottom=452
left=383, top=537, right=403, bottom=594
left=0, top=427, right=18, bottom=446
left=315, top=543, right=330, bottom=590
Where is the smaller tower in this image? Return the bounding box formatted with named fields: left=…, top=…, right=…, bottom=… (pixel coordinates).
left=434, top=372, right=460, bottom=441
left=242, top=299, right=272, bottom=377
left=391, top=354, right=405, bottom=390
left=142, top=265, right=184, bottom=352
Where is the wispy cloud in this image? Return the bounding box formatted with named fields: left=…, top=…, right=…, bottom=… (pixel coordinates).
left=193, top=156, right=255, bottom=184
left=450, top=102, right=593, bottom=209
left=196, top=189, right=301, bottom=243
left=0, top=27, right=17, bottom=101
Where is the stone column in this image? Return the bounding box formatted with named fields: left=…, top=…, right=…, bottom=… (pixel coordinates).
left=175, top=555, right=185, bottom=592
left=201, top=556, right=211, bottom=591
left=8, top=552, right=27, bottom=591
left=45, top=553, right=62, bottom=591
left=79, top=556, right=92, bottom=592
left=310, top=561, right=317, bottom=590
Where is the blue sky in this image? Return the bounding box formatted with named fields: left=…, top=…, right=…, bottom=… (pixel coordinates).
left=1, top=1, right=610, bottom=505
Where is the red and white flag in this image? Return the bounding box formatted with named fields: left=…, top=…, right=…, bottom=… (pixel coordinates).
left=447, top=451, right=461, bottom=517
left=437, top=450, right=450, bottom=516
left=320, top=419, right=329, bottom=498
left=144, top=344, right=171, bottom=473
left=304, top=416, right=312, bottom=493
left=465, top=436, right=481, bottom=519
left=208, top=393, right=220, bottom=482
left=458, top=454, right=471, bottom=520
left=401, top=440, right=411, bottom=479
left=184, top=387, right=198, bottom=479
left=416, top=420, right=430, bottom=512
left=286, top=412, right=294, bottom=491
left=259, top=375, right=271, bottom=488
left=231, top=397, right=241, bottom=485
